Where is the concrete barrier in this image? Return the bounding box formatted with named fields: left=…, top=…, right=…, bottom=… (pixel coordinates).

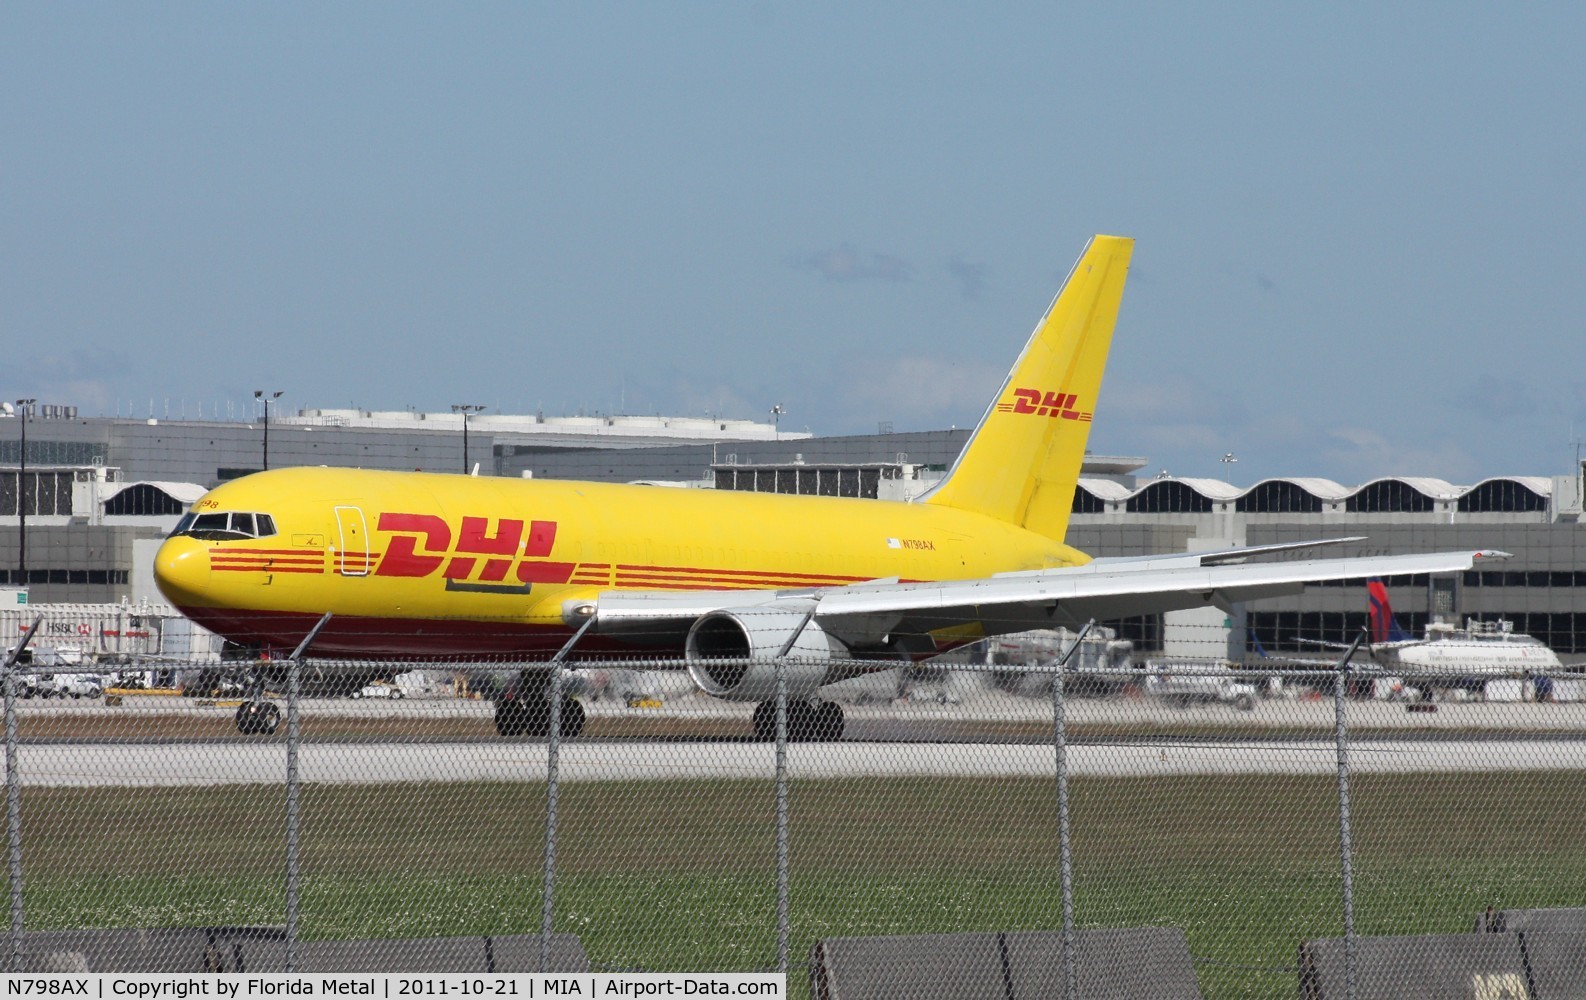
left=483, top=934, right=590, bottom=973
left=811, top=931, right=1010, bottom=1000
left=1472, top=907, right=1586, bottom=995
left=19, top=926, right=286, bottom=972
left=1516, top=930, right=1586, bottom=999
left=810, top=927, right=1203, bottom=999
left=1476, top=907, right=1586, bottom=935
left=1300, top=933, right=1531, bottom=999
left=1002, top=927, right=1202, bottom=999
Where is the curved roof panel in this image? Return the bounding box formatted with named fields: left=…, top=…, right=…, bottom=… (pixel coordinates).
left=1457, top=476, right=1552, bottom=513
left=1235, top=479, right=1331, bottom=514
left=1125, top=479, right=1217, bottom=513
left=1074, top=477, right=1134, bottom=501
left=100, top=481, right=208, bottom=505
left=1161, top=477, right=1243, bottom=501
left=1252, top=477, right=1351, bottom=500
left=1344, top=477, right=1458, bottom=514
left=1354, top=476, right=1461, bottom=499
left=1467, top=476, right=1552, bottom=495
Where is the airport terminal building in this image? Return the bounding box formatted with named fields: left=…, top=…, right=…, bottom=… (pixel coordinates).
left=3, top=406, right=1583, bottom=660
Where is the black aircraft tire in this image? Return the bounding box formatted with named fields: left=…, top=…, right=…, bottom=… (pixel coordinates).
left=751, top=701, right=777, bottom=742
left=521, top=696, right=552, bottom=738
left=559, top=696, right=586, bottom=739
left=235, top=701, right=281, bottom=736
left=258, top=702, right=282, bottom=735
left=495, top=700, right=529, bottom=737
left=814, top=701, right=845, bottom=741
left=788, top=701, right=818, bottom=742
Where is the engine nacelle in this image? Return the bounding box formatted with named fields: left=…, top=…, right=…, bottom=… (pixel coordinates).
left=685, top=607, right=851, bottom=702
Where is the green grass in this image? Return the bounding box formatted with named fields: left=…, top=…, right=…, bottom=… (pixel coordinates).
left=13, top=770, right=1586, bottom=998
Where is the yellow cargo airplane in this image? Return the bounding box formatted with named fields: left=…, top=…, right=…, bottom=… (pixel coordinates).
left=153, top=235, right=1506, bottom=739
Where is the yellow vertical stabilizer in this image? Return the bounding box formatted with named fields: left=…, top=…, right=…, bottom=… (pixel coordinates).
left=921, top=235, right=1133, bottom=540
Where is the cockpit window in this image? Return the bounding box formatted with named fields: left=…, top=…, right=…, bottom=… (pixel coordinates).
left=168, top=511, right=279, bottom=541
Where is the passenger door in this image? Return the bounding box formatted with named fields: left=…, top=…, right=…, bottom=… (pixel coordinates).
left=335, top=506, right=370, bottom=576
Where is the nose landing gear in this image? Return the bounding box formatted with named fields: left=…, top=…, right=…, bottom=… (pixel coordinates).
left=234, top=665, right=281, bottom=735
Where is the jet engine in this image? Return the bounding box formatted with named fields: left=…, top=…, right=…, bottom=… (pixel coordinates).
left=684, top=607, right=851, bottom=701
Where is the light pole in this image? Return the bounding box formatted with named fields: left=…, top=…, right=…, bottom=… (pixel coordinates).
left=770, top=404, right=785, bottom=441
left=451, top=404, right=486, bottom=474
left=14, top=399, right=35, bottom=584
left=254, top=390, right=283, bottom=470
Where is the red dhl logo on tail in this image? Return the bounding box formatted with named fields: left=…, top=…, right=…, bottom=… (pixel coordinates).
left=996, top=387, right=1092, bottom=422
left=375, top=514, right=572, bottom=585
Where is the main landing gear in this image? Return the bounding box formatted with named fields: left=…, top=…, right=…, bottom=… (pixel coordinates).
left=494, top=669, right=587, bottom=738
left=235, top=700, right=281, bottom=735
left=234, top=666, right=281, bottom=735
left=751, top=699, right=844, bottom=742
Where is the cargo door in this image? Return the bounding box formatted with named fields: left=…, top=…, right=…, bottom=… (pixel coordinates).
left=335, top=506, right=370, bottom=576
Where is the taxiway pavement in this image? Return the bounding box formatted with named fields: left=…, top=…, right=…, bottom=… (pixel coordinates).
left=19, top=735, right=1586, bottom=787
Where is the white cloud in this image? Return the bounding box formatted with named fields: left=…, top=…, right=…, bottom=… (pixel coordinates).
left=666, top=379, right=761, bottom=424
left=1320, top=425, right=1481, bottom=483
left=828, top=355, right=1006, bottom=428
left=10, top=352, right=128, bottom=415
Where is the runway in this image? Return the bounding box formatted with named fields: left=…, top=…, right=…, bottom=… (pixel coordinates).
left=25, top=689, right=1586, bottom=733
left=18, top=736, right=1586, bottom=787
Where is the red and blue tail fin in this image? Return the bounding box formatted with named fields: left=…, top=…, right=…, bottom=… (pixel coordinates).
left=1367, top=579, right=1411, bottom=643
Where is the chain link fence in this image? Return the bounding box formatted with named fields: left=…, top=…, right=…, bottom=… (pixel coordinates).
left=3, top=615, right=1585, bottom=996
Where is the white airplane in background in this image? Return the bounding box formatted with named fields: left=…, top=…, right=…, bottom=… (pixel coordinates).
left=1296, top=579, right=1560, bottom=694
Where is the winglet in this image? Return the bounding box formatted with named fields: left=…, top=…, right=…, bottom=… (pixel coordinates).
left=921, top=235, right=1133, bottom=540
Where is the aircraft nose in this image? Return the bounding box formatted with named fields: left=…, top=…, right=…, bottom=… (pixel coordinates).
left=153, top=535, right=210, bottom=606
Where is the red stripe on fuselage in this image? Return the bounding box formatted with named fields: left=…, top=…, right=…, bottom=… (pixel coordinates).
left=171, top=605, right=635, bottom=658
left=612, top=563, right=868, bottom=583
left=213, top=548, right=326, bottom=557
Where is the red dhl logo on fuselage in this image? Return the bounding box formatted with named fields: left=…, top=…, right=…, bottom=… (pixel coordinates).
left=376, top=513, right=572, bottom=584
left=995, top=387, right=1091, bottom=422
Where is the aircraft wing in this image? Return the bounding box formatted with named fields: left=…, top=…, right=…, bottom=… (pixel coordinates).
left=1075, top=536, right=1368, bottom=572
left=589, top=548, right=1510, bottom=650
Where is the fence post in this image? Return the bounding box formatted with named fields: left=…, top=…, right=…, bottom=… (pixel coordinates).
left=543, top=617, right=594, bottom=971
left=773, top=662, right=786, bottom=976
left=283, top=612, right=331, bottom=973
left=4, top=618, right=41, bottom=973
left=771, top=607, right=815, bottom=975
left=1052, top=621, right=1094, bottom=1000
left=1334, top=630, right=1365, bottom=1000
left=542, top=658, right=562, bottom=971
left=285, top=656, right=301, bottom=971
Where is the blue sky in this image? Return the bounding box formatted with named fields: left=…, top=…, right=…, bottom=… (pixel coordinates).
left=6, top=4, right=1585, bottom=484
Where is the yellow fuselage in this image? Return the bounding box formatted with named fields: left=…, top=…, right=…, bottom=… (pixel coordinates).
left=154, top=466, right=1089, bottom=656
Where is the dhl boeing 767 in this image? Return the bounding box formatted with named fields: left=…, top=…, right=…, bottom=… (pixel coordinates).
left=152, top=235, right=1507, bottom=739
